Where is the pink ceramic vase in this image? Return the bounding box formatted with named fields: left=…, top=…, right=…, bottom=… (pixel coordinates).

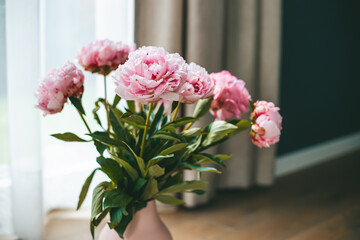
left=98, top=200, right=172, bottom=240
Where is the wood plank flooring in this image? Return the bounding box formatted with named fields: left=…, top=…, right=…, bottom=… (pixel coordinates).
left=45, top=150, right=360, bottom=240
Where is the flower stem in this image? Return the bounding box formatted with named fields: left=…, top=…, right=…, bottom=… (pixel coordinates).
left=103, top=75, right=110, bottom=131
left=171, top=101, right=181, bottom=122
left=140, top=103, right=153, bottom=158
left=77, top=109, right=92, bottom=134
left=183, top=122, right=192, bottom=131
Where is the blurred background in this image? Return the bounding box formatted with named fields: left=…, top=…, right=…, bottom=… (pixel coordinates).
left=0, top=0, right=359, bottom=239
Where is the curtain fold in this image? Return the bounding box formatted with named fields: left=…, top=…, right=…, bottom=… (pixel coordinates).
left=135, top=0, right=282, bottom=207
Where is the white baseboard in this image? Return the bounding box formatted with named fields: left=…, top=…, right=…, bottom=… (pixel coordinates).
left=275, top=131, right=360, bottom=177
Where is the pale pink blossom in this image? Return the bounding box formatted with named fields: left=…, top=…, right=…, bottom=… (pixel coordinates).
left=78, top=39, right=136, bottom=75
left=35, top=62, right=85, bottom=116
left=210, top=71, right=251, bottom=121
left=250, top=101, right=282, bottom=148
left=113, top=46, right=187, bottom=104
left=177, top=63, right=214, bottom=104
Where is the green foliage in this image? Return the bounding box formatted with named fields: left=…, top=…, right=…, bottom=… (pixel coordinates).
left=96, top=157, right=124, bottom=184
left=159, top=143, right=188, bottom=155
left=155, top=194, right=185, bottom=205
left=111, top=155, right=139, bottom=181
left=181, top=127, right=202, bottom=137
left=193, top=97, right=213, bottom=118
left=77, top=168, right=100, bottom=210
left=54, top=89, right=254, bottom=238
left=182, top=162, right=221, bottom=174
left=92, top=98, right=105, bottom=128
left=126, top=100, right=136, bottom=113
left=151, top=132, right=186, bottom=142
left=51, top=132, right=88, bottom=142
left=69, top=96, right=86, bottom=115
left=148, top=164, right=165, bottom=177
left=162, top=117, right=198, bottom=130
left=202, top=121, right=238, bottom=147
left=120, top=113, right=146, bottom=129
left=159, top=180, right=208, bottom=194
left=112, top=95, right=121, bottom=108
left=142, top=178, right=159, bottom=200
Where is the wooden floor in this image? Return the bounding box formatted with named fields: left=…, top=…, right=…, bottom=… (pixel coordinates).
left=45, top=150, right=360, bottom=240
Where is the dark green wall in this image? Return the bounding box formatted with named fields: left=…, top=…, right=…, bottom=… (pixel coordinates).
left=278, top=0, right=360, bottom=155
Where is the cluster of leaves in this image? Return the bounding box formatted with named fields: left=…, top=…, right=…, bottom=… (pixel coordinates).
left=52, top=96, right=251, bottom=238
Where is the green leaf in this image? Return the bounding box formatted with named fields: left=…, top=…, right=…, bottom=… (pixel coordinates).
left=155, top=194, right=186, bottom=205
left=115, top=140, right=145, bottom=177
left=162, top=117, right=198, bottom=130
left=228, top=120, right=252, bottom=137
left=77, top=168, right=100, bottom=210
left=96, top=157, right=124, bottom=184
left=135, top=156, right=146, bottom=177
left=148, top=104, right=164, bottom=136
left=120, top=114, right=146, bottom=129
left=69, top=96, right=86, bottom=115
left=180, top=127, right=202, bottom=137
left=51, top=132, right=88, bottom=142
left=89, top=131, right=119, bottom=147
left=236, top=120, right=251, bottom=131
left=182, top=162, right=221, bottom=174
left=94, top=140, right=107, bottom=155
left=159, top=143, right=188, bottom=155
left=126, top=100, right=136, bottom=113
left=193, top=153, right=228, bottom=167
left=132, top=178, right=147, bottom=193
left=91, top=181, right=112, bottom=221
left=113, top=95, right=121, bottom=108
left=113, top=208, right=133, bottom=238
left=148, top=164, right=165, bottom=177
left=141, top=178, right=159, bottom=200
left=249, top=99, right=255, bottom=112
left=215, top=154, right=232, bottom=161
left=147, top=154, right=174, bottom=168
left=190, top=189, right=207, bottom=195
left=92, top=208, right=110, bottom=226
left=202, top=121, right=238, bottom=147
left=109, top=107, right=129, bottom=143
left=92, top=98, right=105, bottom=127
left=151, top=132, right=185, bottom=142
left=160, top=172, right=182, bottom=188
left=159, top=180, right=207, bottom=194
left=90, top=221, right=95, bottom=239
left=111, top=155, right=139, bottom=181
left=171, top=101, right=179, bottom=113
left=109, top=208, right=122, bottom=229
left=193, top=97, right=213, bottom=118
left=103, top=189, right=132, bottom=214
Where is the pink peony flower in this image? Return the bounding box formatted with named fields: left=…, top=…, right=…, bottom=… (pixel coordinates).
left=250, top=101, right=282, bottom=148
left=113, top=46, right=187, bottom=104
left=177, top=63, right=214, bottom=104
left=78, top=39, right=136, bottom=75
left=209, top=71, right=251, bottom=121
left=35, top=62, right=85, bottom=116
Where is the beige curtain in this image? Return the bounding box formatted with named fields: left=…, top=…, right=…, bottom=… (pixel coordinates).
left=135, top=0, right=282, bottom=207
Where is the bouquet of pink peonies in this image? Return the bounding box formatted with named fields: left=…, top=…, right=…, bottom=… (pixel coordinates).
left=35, top=40, right=282, bottom=238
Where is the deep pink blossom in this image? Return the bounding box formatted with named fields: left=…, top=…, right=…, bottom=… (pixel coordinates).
left=250, top=101, right=282, bottom=148
left=210, top=71, right=251, bottom=121
left=78, top=39, right=136, bottom=75
left=113, top=46, right=187, bottom=104
left=35, top=62, right=84, bottom=116
left=177, top=63, right=214, bottom=104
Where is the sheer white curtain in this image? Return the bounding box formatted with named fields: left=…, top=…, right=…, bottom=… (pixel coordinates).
left=3, top=0, right=134, bottom=239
